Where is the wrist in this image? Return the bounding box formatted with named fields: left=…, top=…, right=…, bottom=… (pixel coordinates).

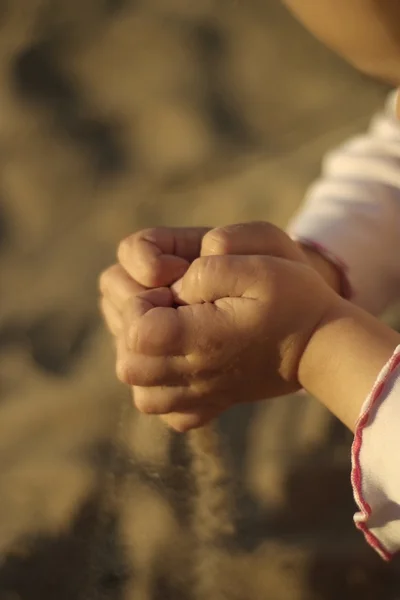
left=298, top=298, right=400, bottom=432
left=296, top=242, right=345, bottom=296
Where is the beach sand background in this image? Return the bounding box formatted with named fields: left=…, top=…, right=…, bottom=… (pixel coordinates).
left=0, top=1, right=399, bottom=598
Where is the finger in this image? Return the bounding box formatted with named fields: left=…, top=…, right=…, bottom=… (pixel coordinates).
left=201, top=221, right=306, bottom=263
left=115, top=336, right=189, bottom=386
left=171, top=254, right=272, bottom=305
left=132, top=385, right=196, bottom=415
left=160, top=407, right=220, bottom=433
left=99, top=297, right=123, bottom=336
left=122, top=287, right=174, bottom=320
left=118, top=227, right=210, bottom=288
left=99, top=264, right=145, bottom=311
left=125, top=295, right=238, bottom=359
left=122, top=291, right=181, bottom=355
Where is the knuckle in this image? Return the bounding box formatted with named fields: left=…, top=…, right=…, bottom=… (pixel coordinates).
left=255, top=220, right=276, bottom=232
left=182, top=416, right=203, bottom=432
left=167, top=411, right=205, bottom=433
left=171, top=418, right=193, bottom=433
left=194, top=254, right=218, bottom=275
left=116, top=359, right=133, bottom=385
left=98, top=266, right=112, bottom=295
left=139, top=227, right=164, bottom=242
left=188, top=256, right=212, bottom=289
left=133, top=391, right=157, bottom=415
left=120, top=228, right=167, bottom=288
left=117, top=234, right=134, bottom=263
left=174, top=422, right=192, bottom=433
left=202, top=228, right=232, bottom=255
left=253, top=220, right=283, bottom=240
left=135, top=308, right=176, bottom=355
left=98, top=264, right=121, bottom=295
left=141, top=260, right=164, bottom=288
left=116, top=359, right=144, bottom=386
left=133, top=388, right=180, bottom=416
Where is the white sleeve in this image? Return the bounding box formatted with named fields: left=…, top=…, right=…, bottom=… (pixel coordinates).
left=351, top=346, right=400, bottom=561
left=288, top=91, right=400, bottom=315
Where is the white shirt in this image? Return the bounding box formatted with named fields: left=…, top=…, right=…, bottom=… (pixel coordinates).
left=288, top=90, right=400, bottom=560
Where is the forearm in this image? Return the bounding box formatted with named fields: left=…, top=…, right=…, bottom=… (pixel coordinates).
left=299, top=299, right=400, bottom=432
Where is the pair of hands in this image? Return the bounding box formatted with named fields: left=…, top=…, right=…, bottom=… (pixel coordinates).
left=99, top=222, right=339, bottom=432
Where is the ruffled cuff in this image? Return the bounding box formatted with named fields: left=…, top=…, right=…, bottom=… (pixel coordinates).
left=351, top=345, right=400, bottom=560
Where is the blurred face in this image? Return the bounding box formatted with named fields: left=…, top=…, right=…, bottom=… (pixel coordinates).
left=283, top=0, right=400, bottom=114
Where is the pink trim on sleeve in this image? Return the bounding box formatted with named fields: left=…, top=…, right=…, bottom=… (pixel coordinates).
left=351, top=346, right=400, bottom=561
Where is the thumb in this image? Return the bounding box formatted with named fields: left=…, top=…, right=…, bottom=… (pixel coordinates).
left=201, top=221, right=306, bottom=264
left=171, top=255, right=270, bottom=305
left=118, top=226, right=210, bottom=288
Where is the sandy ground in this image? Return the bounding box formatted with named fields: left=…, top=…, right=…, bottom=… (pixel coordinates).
left=0, top=1, right=400, bottom=598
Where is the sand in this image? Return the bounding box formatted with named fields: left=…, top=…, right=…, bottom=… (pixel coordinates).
left=0, top=1, right=399, bottom=598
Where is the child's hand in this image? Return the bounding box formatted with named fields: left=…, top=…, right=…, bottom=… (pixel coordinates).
left=109, top=253, right=339, bottom=433
left=99, top=226, right=210, bottom=335
left=99, top=222, right=309, bottom=336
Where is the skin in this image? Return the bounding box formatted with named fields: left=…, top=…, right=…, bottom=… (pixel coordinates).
left=100, top=225, right=400, bottom=433
left=100, top=2, right=400, bottom=433
left=101, top=224, right=319, bottom=431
